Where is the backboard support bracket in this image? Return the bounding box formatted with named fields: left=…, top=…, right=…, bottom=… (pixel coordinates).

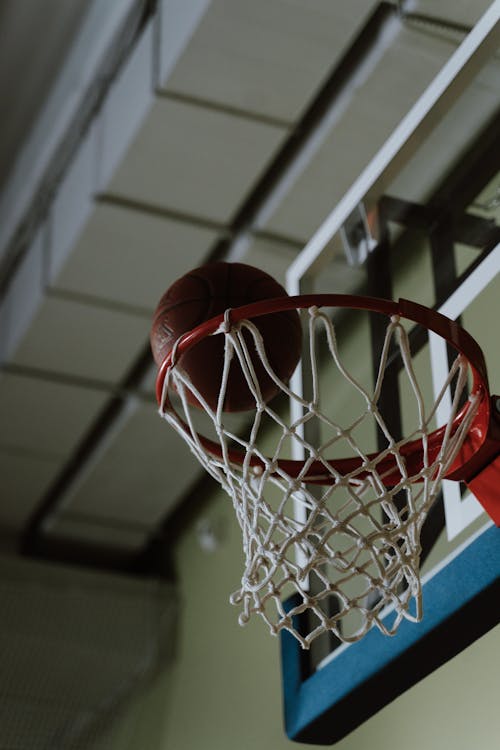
left=340, top=203, right=378, bottom=266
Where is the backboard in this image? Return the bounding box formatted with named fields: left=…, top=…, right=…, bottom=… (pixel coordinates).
left=281, top=5, right=500, bottom=744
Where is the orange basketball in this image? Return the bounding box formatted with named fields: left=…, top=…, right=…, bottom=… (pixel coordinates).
left=150, top=262, right=302, bottom=412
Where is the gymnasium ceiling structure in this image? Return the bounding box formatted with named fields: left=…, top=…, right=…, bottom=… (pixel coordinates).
left=0, top=0, right=499, bottom=574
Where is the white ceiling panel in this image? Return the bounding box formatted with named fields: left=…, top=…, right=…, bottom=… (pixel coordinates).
left=239, top=235, right=366, bottom=296
left=0, top=225, right=45, bottom=365
left=10, top=295, right=149, bottom=384
left=96, top=20, right=155, bottom=191
left=50, top=201, right=218, bottom=311
left=0, top=0, right=89, bottom=192
left=157, top=0, right=212, bottom=86
left=414, top=0, right=494, bottom=27
left=163, top=0, right=378, bottom=123
left=264, top=25, right=460, bottom=243
left=243, top=236, right=299, bottom=287
left=105, top=96, right=287, bottom=224
left=389, top=53, right=500, bottom=203
left=63, top=403, right=200, bottom=526
left=49, top=125, right=97, bottom=282
left=0, top=372, right=108, bottom=461
left=138, top=364, right=160, bottom=399
left=0, top=449, right=60, bottom=531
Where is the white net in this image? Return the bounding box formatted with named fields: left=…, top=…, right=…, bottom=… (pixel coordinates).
left=159, top=305, right=480, bottom=648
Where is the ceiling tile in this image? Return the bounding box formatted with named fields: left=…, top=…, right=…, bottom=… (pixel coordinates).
left=388, top=54, right=500, bottom=203
left=413, top=0, right=493, bottom=27
left=163, top=0, right=378, bottom=123
left=157, top=0, right=211, bottom=86
left=65, top=403, right=201, bottom=526
left=0, top=449, right=60, bottom=531
left=0, top=225, right=45, bottom=365
left=0, top=372, right=108, bottom=460
left=0, top=0, right=89, bottom=193
left=104, top=96, right=287, bottom=224
left=50, top=201, right=218, bottom=311
left=242, top=236, right=299, bottom=287
left=264, top=25, right=460, bottom=242
left=96, top=21, right=155, bottom=190
left=10, top=295, right=149, bottom=383
left=243, top=235, right=366, bottom=294
left=136, top=361, right=157, bottom=398
left=49, top=126, right=97, bottom=281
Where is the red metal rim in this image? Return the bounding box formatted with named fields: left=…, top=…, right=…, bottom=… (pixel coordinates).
left=155, top=294, right=493, bottom=485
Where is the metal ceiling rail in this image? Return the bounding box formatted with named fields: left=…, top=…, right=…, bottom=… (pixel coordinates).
left=0, top=0, right=150, bottom=286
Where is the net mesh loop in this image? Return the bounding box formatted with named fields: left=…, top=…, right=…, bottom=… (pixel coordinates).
left=159, top=306, right=479, bottom=648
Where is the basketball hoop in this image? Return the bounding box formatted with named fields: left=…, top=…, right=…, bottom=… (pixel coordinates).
left=155, top=294, right=500, bottom=648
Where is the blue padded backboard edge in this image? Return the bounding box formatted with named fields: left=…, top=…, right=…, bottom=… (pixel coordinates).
left=281, top=524, right=500, bottom=745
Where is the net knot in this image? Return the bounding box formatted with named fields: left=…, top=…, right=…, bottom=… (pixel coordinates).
left=223, top=308, right=233, bottom=333
left=169, top=336, right=182, bottom=368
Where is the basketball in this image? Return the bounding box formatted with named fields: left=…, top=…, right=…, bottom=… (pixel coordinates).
left=150, top=261, right=302, bottom=411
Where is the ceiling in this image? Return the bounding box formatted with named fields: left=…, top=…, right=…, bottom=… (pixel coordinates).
left=0, top=0, right=89, bottom=192
left=0, top=0, right=498, bottom=571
